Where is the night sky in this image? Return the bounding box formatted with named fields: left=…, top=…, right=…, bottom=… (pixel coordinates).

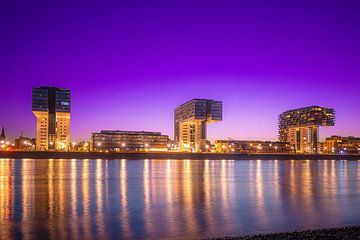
left=1, top=0, right=359, bottom=142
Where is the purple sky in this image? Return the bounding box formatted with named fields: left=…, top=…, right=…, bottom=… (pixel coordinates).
left=1, top=0, right=360, bottom=142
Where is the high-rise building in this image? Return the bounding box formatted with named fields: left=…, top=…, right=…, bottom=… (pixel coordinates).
left=174, top=99, right=222, bottom=152
left=32, top=87, right=71, bottom=151
left=91, top=130, right=169, bottom=152
left=278, top=106, right=335, bottom=153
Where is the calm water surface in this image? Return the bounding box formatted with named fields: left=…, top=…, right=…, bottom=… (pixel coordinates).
left=0, top=159, right=360, bottom=239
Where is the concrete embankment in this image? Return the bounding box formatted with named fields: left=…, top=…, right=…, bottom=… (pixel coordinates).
left=0, top=151, right=360, bottom=160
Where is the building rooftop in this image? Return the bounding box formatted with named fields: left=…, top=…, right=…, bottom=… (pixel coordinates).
left=95, top=130, right=164, bottom=136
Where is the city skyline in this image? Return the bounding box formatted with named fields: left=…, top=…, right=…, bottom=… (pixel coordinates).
left=1, top=1, right=360, bottom=141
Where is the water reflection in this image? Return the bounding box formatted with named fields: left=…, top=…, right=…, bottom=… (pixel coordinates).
left=0, top=159, right=359, bottom=240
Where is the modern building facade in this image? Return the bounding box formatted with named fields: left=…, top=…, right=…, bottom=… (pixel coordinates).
left=32, top=87, right=71, bottom=151
left=323, top=136, right=360, bottom=154
left=91, top=130, right=169, bottom=152
left=215, top=140, right=290, bottom=153
left=279, top=106, right=335, bottom=153
left=174, top=99, right=222, bottom=152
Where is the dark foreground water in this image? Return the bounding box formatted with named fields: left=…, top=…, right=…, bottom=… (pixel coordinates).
left=0, top=159, right=359, bottom=240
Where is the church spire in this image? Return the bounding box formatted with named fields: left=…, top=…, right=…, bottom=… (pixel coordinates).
left=0, top=126, right=5, bottom=141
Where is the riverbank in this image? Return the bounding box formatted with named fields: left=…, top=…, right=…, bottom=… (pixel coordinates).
left=0, top=151, right=360, bottom=160
left=210, top=226, right=360, bottom=240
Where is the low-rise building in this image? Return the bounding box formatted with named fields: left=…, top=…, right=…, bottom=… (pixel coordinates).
left=215, top=140, right=291, bottom=153
left=323, top=136, right=360, bottom=154
left=14, top=136, right=36, bottom=151
left=91, top=130, right=169, bottom=152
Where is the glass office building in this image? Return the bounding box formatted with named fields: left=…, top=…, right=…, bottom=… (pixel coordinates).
left=278, top=106, right=335, bottom=153
left=32, top=87, right=71, bottom=151
left=174, top=99, right=222, bottom=152
left=91, top=130, right=169, bottom=152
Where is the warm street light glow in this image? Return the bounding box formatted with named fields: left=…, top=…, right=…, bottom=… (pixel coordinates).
left=122, top=142, right=126, bottom=147
left=145, top=143, right=149, bottom=147
left=97, top=142, right=102, bottom=146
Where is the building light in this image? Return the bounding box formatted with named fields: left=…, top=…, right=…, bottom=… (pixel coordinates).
left=97, top=142, right=102, bottom=146
left=122, top=143, right=126, bottom=147
left=145, top=143, right=149, bottom=147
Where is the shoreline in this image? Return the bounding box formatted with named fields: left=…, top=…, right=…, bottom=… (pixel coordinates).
left=209, top=225, right=360, bottom=240
left=0, top=151, right=360, bottom=160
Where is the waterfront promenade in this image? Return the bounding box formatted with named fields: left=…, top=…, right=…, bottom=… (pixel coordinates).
left=0, top=151, right=359, bottom=160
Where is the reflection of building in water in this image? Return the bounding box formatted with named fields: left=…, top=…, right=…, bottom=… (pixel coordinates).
left=215, top=140, right=290, bottom=153
left=278, top=106, right=335, bottom=153
left=322, top=136, right=360, bottom=154
left=0, top=160, right=13, bottom=225
left=174, top=99, right=222, bottom=152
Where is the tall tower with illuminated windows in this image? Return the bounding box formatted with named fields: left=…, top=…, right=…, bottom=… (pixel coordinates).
left=32, top=87, right=71, bottom=151
left=174, top=99, right=222, bottom=152
left=278, top=106, right=335, bottom=153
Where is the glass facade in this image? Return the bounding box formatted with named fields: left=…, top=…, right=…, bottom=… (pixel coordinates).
left=174, top=99, right=222, bottom=152
left=91, top=130, right=169, bottom=152
left=32, top=87, right=71, bottom=151
left=278, top=106, right=335, bottom=153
